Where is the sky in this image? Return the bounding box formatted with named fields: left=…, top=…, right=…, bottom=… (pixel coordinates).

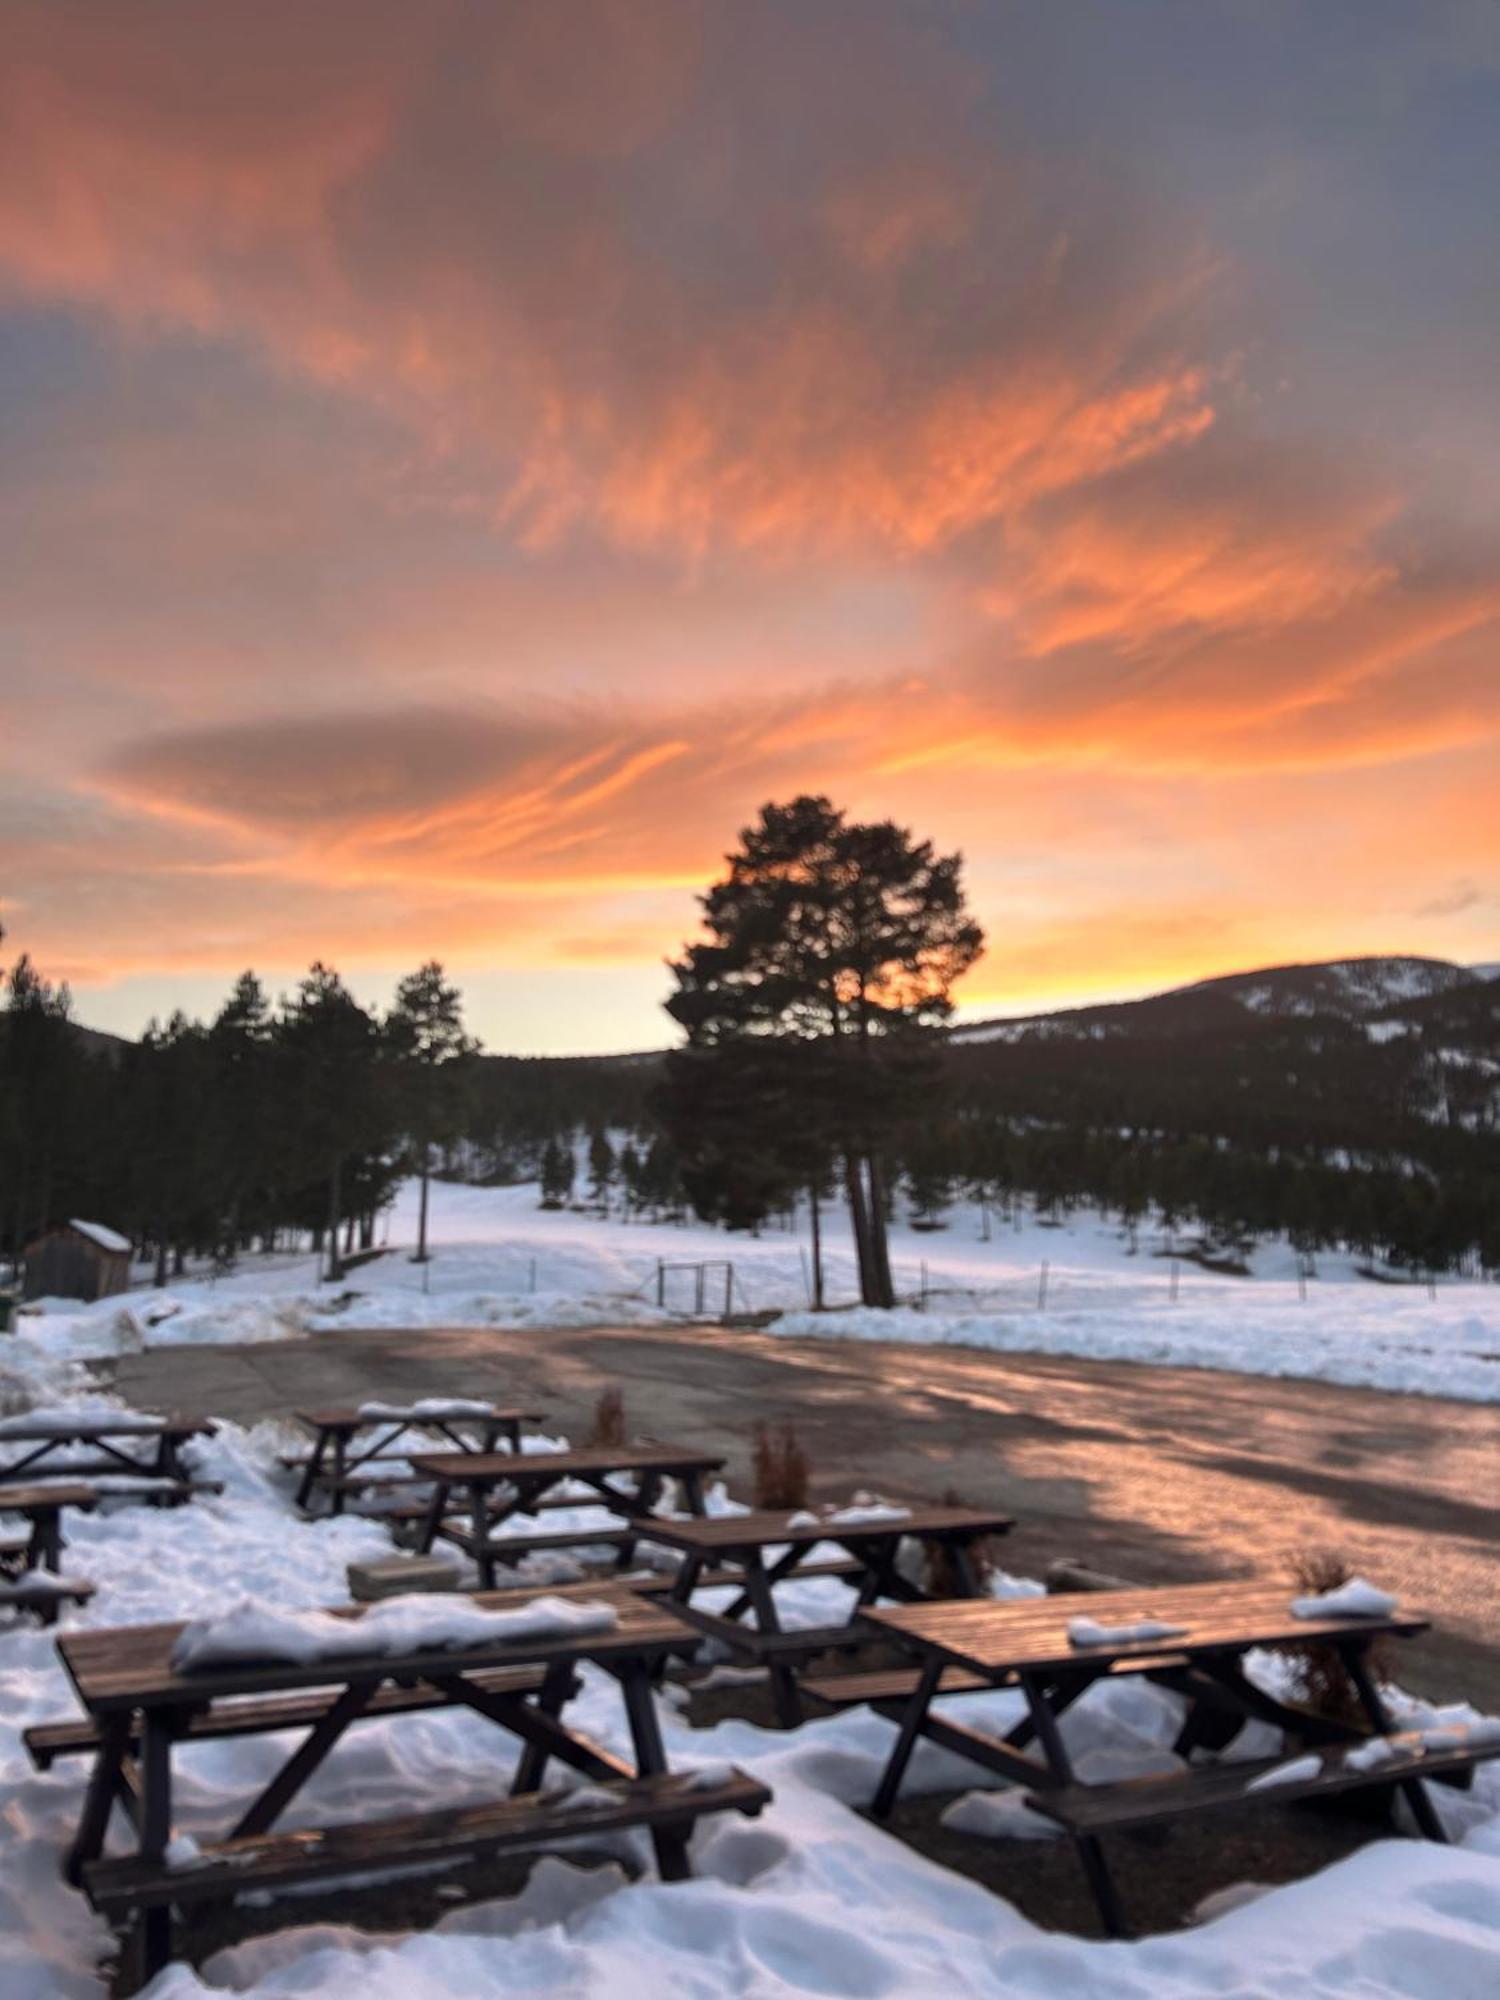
left=1, top=1, right=1497, bottom=1054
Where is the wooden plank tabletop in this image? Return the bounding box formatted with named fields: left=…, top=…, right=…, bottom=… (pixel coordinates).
left=640, top=1504, right=1014, bottom=1553
left=296, top=1406, right=544, bottom=1431
left=409, top=1443, right=726, bottom=1483
left=0, top=1413, right=214, bottom=1443
left=58, top=1581, right=697, bottom=1713
left=862, top=1578, right=1430, bottom=1677
left=0, top=1482, right=98, bottom=1512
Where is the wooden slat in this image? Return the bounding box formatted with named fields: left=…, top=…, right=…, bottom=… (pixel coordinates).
left=296, top=1407, right=544, bottom=1432
left=0, top=1483, right=98, bottom=1512
left=861, top=1578, right=1430, bottom=1676
left=25, top=1664, right=550, bottom=1769
left=638, top=1505, right=1013, bottom=1553
left=1028, top=1732, right=1500, bottom=1835
left=409, top=1443, right=725, bottom=1483
left=446, top=1525, right=638, bottom=1559
left=0, top=1579, right=94, bottom=1610
left=83, top=1769, right=771, bottom=1914
left=802, top=1664, right=989, bottom=1706
left=57, top=1581, right=697, bottom=1712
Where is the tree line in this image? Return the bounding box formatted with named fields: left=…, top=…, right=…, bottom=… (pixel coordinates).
left=0, top=946, right=473, bottom=1282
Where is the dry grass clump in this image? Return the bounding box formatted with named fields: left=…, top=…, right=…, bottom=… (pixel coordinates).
left=1275, top=1548, right=1392, bottom=1724
left=922, top=1486, right=1000, bottom=1597
left=751, top=1421, right=810, bottom=1510
left=585, top=1386, right=627, bottom=1448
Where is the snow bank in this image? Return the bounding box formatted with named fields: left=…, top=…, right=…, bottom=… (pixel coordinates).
left=769, top=1291, right=1500, bottom=1403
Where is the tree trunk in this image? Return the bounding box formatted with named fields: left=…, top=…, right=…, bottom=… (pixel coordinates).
left=865, top=1152, right=896, bottom=1308
left=359, top=1211, right=374, bottom=1251
left=413, top=1153, right=431, bottom=1262
left=843, top=1150, right=878, bottom=1305
left=808, top=1179, right=825, bottom=1310
left=154, top=1221, right=168, bottom=1290
left=326, top=1158, right=344, bottom=1283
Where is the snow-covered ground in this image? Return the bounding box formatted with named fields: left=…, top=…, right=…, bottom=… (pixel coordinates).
left=1, top=1386, right=1497, bottom=2000
left=10, top=1179, right=1499, bottom=1405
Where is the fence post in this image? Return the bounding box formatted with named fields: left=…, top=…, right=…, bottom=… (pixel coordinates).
left=1037, top=1260, right=1049, bottom=1310
left=656, top=1259, right=665, bottom=1310
left=723, top=1262, right=734, bottom=1323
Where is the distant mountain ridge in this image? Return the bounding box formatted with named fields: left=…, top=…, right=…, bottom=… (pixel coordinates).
left=950, top=954, right=1496, bottom=1045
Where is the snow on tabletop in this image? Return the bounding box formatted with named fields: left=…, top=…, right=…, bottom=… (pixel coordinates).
left=1245, top=1754, right=1323, bottom=1792
left=0, top=1404, right=166, bottom=1435
left=1291, top=1577, right=1397, bottom=1620
left=171, top=1591, right=620, bottom=1672
left=1068, top=1615, right=1188, bottom=1648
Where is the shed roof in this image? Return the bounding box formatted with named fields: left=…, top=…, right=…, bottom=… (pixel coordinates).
left=67, top=1220, right=133, bottom=1255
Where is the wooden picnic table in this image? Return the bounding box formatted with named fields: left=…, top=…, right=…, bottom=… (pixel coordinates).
left=290, top=1403, right=545, bottom=1514
left=0, top=1482, right=98, bottom=1625
left=0, top=1481, right=97, bottom=1573
left=640, top=1502, right=1014, bottom=1726
left=408, top=1443, right=725, bottom=1589
left=55, top=1579, right=768, bottom=1992
left=859, top=1577, right=1469, bottom=1935
left=0, top=1412, right=215, bottom=1491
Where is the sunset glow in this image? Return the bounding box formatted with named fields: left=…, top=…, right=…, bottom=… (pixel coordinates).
left=3, top=1, right=1497, bottom=1049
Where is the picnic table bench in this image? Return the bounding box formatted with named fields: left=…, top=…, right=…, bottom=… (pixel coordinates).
left=0, top=1411, right=217, bottom=1502
left=54, top=1580, right=768, bottom=1991
left=289, top=1403, right=546, bottom=1514
left=408, top=1443, right=725, bottom=1589
left=640, top=1502, right=1013, bottom=1726
left=858, top=1577, right=1495, bottom=1935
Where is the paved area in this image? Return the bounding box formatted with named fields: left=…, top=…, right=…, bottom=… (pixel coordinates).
left=98, top=1323, right=1500, bottom=1708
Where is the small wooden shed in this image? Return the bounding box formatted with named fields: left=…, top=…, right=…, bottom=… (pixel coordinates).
left=22, top=1220, right=133, bottom=1304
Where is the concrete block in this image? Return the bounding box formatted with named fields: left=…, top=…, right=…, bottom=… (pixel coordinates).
left=347, top=1553, right=463, bottom=1601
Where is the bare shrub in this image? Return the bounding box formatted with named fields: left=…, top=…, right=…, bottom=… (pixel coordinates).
left=585, top=1386, right=627, bottom=1448
left=751, top=1421, right=810, bottom=1510
left=922, top=1486, right=999, bottom=1597
left=1274, top=1548, right=1392, bottom=1725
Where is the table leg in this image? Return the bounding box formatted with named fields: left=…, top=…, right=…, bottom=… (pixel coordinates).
left=65, top=1714, right=130, bottom=1884
left=870, top=1653, right=943, bottom=1819
left=469, top=1479, right=495, bottom=1589
left=294, top=1428, right=329, bottom=1513
left=33, top=1505, right=63, bottom=1574
left=330, top=1429, right=348, bottom=1516
left=618, top=1658, right=691, bottom=1882
left=133, top=1712, right=175, bottom=1985
left=1020, top=1672, right=1127, bottom=1939
left=416, top=1476, right=450, bottom=1554
left=1343, top=1642, right=1448, bottom=1843
left=740, top=1551, right=802, bottom=1727
left=680, top=1470, right=707, bottom=1515
left=511, top=1660, right=579, bottom=1795
left=948, top=1538, right=981, bottom=1598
